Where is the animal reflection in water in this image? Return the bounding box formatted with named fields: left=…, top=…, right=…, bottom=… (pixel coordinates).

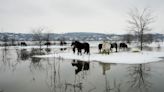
left=99, top=62, right=111, bottom=75
left=71, top=41, right=90, bottom=55
left=71, top=60, right=90, bottom=75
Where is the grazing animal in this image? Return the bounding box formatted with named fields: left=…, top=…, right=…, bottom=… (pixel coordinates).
left=44, top=42, right=51, bottom=46
left=60, top=41, right=67, bottom=51
left=98, top=44, right=103, bottom=53
left=119, top=43, right=128, bottom=50
left=110, top=43, right=118, bottom=52
left=71, top=41, right=90, bottom=55
left=21, top=42, right=27, bottom=46
left=60, top=41, right=67, bottom=46
left=101, top=41, right=111, bottom=54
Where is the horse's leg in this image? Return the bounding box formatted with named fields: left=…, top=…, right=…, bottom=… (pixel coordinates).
left=110, top=47, right=112, bottom=52
left=73, top=47, right=76, bottom=54
left=87, top=48, right=89, bottom=54
left=80, top=49, right=82, bottom=55
left=116, top=45, right=118, bottom=52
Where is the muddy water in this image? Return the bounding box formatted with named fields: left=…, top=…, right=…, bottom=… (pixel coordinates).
left=0, top=46, right=164, bottom=92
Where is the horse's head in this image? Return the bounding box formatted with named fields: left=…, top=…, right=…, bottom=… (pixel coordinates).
left=71, top=41, right=80, bottom=46
left=71, top=41, right=76, bottom=46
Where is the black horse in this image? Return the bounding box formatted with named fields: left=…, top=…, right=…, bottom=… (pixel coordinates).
left=98, top=44, right=102, bottom=53
left=110, top=43, right=118, bottom=52
left=60, top=41, right=67, bottom=51
left=71, top=41, right=90, bottom=55
left=21, top=42, right=27, bottom=46
left=119, top=43, right=128, bottom=50
left=60, top=41, right=67, bottom=46
left=44, top=41, right=51, bottom=46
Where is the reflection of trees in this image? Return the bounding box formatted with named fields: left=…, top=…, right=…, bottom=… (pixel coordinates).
left=99, top=63, right=121, bottom=92
left=61, top=59, right=91, bottom=92
left=0, top=48, right=20, bottom=72
left=45, top=59, right=91, bottom=92
left=127, top=64, right=152, bottom=92
left=20, top=49, right=30, bottom=60
left=29, top=59, right=44, bottom=72
left=44, top=58, right=62, bottom=92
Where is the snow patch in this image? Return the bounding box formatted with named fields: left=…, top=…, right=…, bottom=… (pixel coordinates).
left=33, top=51, right=164, bottom=64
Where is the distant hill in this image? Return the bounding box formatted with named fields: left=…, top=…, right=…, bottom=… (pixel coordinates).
left=0, top=32, right=163, bottom=41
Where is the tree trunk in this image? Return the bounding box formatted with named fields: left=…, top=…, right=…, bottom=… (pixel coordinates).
left=140, top=30, right=144, bottom=51
left=39, top=41, right=42, bottom=54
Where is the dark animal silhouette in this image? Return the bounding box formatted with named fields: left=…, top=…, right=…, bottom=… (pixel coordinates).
left=98, top=44, right=102, bottom=53
left=21, top=42, right=27, bottom=46
left=119, top=43, right=128, bottom=49
left=72, top=60, right=90, bottom=74
left=71, top=41, right=90, bottom=55
left=60, top=41, right=67, bottom=46
left=44, top=42, right=51, bottom=46
left=110, top=43, right=118, bottom=52
left=60, top=41, right=67, bottom=51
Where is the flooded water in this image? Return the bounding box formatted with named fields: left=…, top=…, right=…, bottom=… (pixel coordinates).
left=0, top=46, right=164, bottom=92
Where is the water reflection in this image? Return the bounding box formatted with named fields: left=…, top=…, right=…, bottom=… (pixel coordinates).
left=71, top=60, right=90, bottom=75
left=127, top=64, right=152, bottom=92
left=20, top=49, right=30, bottom=60
left=0, top=48, right=19, bottom=72
left=0, top=46, right=164, bottom=92
left=99, top=62, right=111, bottom=75
left=99, top=62, right=122, bottom=92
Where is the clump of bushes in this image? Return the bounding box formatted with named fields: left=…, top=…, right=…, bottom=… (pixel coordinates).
left=30, top=48, right=45, bottom=56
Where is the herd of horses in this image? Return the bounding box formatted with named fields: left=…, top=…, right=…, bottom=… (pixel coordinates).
left=98, top=41, right=128, bottom=54
left=71, top=41, right=128, bottom=55
left=19, top=40, right=128, bottom=55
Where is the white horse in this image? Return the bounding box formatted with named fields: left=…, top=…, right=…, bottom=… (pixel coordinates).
left=101, top=41, right=111, bottom=54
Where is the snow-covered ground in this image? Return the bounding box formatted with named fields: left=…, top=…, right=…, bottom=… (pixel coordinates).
left=1, top=41, right=164, bottom=64
left=34, top=50, right=164, bottom=64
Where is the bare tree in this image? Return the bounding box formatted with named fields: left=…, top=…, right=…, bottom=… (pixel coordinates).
left=11, top=34, right=16, bottom=46
left=127, top=8, right=155, bottom=50
left=32, top=27, right=45, bottom=54
left=123, top=33, right=134, bottom=44
left=45, top=33, right=51, bottom=47
left=2, top=33, right=9, bottom=50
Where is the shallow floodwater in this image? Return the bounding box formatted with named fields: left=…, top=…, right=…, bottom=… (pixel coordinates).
left=0, top=46, right=164, bottom=92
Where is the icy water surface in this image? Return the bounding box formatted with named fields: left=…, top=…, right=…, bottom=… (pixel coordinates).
left=0, top=46, right=164, bottom=92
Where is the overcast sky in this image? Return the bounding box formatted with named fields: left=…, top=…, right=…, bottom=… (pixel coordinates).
left=0, top=0, right=164, bottom=34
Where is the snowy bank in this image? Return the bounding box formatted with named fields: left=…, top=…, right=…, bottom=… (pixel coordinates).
left=33, top=51, right=164, bottom=64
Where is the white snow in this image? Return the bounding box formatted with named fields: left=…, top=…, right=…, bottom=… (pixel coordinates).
left=33, top=51, right=164, bottom=64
